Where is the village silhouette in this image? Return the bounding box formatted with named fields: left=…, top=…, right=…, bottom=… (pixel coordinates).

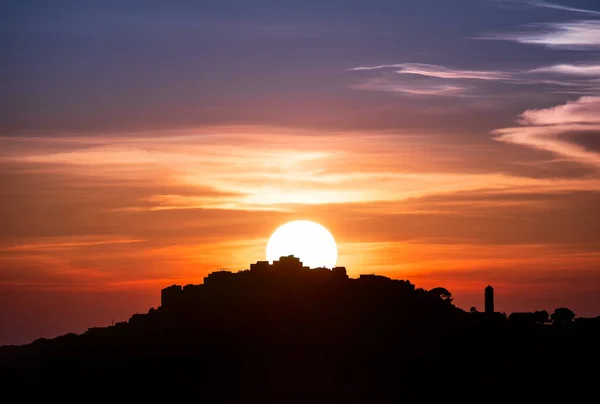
left=1, top=255, right=599, bottom=401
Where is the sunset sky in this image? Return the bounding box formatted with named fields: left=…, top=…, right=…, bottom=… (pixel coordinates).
left=2, top=0, right=600, bottom=345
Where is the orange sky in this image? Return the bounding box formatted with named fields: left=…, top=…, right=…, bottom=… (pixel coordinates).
left=2, top=123, right=600, bottom=345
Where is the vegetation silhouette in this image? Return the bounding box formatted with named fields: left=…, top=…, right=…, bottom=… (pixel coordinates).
left=1, top=255, right=599, bottom=401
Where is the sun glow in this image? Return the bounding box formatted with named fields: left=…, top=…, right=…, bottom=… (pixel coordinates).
left=266, top=220, right=338, bottom=268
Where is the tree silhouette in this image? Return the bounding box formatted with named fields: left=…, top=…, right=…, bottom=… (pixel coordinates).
left=551, top=308, right=575, bottom=324
left=469, top=306, right=477, bottom=313
left=533, top=310, right=550, bottom=324
left=429, top=287, right=453, bottom=302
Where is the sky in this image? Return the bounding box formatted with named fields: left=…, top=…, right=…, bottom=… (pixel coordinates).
left=1, top=0, right=600, bottom=345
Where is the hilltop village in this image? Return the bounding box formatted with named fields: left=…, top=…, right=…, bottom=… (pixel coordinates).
left=2, top=255, right=599, bottom=400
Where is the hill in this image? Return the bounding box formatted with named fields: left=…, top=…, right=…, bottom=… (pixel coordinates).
left=2, top=256, right=599, bottom=401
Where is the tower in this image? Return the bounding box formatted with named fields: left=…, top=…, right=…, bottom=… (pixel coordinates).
left=485, top=285, right=494, bottom=314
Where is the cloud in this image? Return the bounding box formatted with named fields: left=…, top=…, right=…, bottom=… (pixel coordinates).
left=349, top=64, right=406, bottom=71
left=348, top=61, right=600, bottom=97
left=5, top=126, right=600, bottom=204
left=493, top=96, right=600, bottom=167
left=1, top=238, right=143, bottom=252
left=352, top=78, right=467, bottom=96
left=348, top=63, right=509, bottom=97
left=350, top=63, right=510, bottom=80
left=524, top=1, right=600, bottom=15
left=519, top=96, right=600, bottom=125
left=529, top=64, right=600, bottom=76
left=479, top=20, right=600, bottom=50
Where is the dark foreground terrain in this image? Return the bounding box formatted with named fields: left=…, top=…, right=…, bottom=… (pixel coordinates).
left=2, top=258, right=599, bottom=401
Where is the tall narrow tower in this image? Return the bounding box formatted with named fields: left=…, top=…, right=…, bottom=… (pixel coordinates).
left=485, top=285, right=494, bottom=314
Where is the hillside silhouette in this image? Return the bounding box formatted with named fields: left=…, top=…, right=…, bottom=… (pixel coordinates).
left=1, top=255, right=599, bottom=401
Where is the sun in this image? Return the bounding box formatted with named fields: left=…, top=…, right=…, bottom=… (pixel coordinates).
left=266, top=220, right=338, bottom=269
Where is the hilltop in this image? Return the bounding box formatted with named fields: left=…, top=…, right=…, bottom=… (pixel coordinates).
left=1, top=256, right=599, bottom=401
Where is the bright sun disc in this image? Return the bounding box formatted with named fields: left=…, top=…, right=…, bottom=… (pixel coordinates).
left=266, top=220, right=338, bottom=269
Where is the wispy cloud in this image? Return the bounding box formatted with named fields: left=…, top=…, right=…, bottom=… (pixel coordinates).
left=349, top=64, right=406, bottom=71
left=524, top=1, right=600, bottom=16
left=348, top=63, right=510, bottom=97
left=1, top=238, right=143, bottom=252
left=352, top=78, right=467, bottom=96
left=519, top=96, right=600, bottom=125
left=348, top=61, right=600, bottom=97
left=3, top=126, right=600, bottom=211
left=530, top=63, right=600, bottom=76
left=478, top=20, right=600, bottom=50
left=493, top=96, right=600, bottom=167
left=350, top=63, right=510, bottom=80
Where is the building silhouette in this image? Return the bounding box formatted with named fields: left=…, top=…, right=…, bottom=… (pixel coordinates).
left=159, top=255, right=416, bottom=309
left=485, top=285, right=494, bottom=313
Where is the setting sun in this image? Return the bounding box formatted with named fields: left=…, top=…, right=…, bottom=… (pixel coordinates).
left=266, top=220, right=338, bottom=268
